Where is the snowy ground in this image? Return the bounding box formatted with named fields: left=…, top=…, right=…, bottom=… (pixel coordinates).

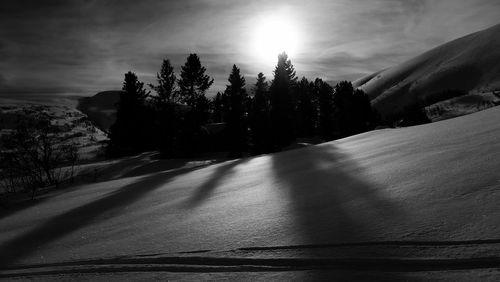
left=1, top=106, right=500, bottom=280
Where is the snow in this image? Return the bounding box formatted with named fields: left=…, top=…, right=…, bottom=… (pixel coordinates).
left=1, top=106, right=500, bottom=279
left=425, top=91, right=500, bottom=122
left=0, top=102, right=108, bottom=160
left=354, top=23, right=500, bottom=119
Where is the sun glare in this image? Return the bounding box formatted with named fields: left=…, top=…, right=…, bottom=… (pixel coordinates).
left=251, top=14, right=300, bottom=65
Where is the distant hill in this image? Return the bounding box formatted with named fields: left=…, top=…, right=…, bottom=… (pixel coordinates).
left=77, top=91, right=122, bottom=132
left=354, top=23, right=500, bottom=121
left=0, top=102, right=107, bottom=160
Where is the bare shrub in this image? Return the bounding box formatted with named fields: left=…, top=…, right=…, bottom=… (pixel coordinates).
left=0, top=114, right=79, bottom=200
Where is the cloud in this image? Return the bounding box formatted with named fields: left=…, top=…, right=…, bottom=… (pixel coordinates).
left=293, top=0, right=500, bottom=78
left=0, top=0, right=499, bottom=97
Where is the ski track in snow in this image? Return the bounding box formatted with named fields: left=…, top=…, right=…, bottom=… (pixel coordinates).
left=3, top=240, right=500, bottom=278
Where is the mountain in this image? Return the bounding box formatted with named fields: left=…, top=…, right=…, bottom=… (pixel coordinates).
left=77, top=91, right=122, bottom=132
left=354, top=23, right=500, bottom=120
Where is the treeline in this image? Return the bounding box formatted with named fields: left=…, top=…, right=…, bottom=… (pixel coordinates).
left=108, top=52, right=379, bottom=158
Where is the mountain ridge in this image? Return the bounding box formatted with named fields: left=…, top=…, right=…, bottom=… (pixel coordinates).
left=354, top=23, right=500, bottom=120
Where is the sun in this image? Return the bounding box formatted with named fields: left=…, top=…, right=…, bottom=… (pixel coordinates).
left=251, top=14, right=299, bottom=65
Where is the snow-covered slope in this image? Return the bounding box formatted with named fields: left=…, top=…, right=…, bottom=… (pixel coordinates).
left=425, top=91, right=500, bottom=122
left=0, top=103, right=107, bottom=160
left=1, top=106, right=500, bottom=279
left=354, top=23, right=500, bottom=120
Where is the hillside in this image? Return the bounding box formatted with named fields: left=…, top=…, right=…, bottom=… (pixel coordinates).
left=1, top=106, right=500, bottom=279
left=77, top=91, right=122, bottom=132
left=354, top=23, right=500, bottom=120
left=0, top=102, right=108, bottom=160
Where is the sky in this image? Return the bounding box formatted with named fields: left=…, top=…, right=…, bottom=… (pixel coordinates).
left=1, top=0, right=500, bottom=98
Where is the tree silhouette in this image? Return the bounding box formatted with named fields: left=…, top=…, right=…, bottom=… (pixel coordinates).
left=195, top=94, right=212, bottom=125
left=316, top=78, right=335, bottom=140
left=212, top=91, right=225, bottom=123
left=332, top=81, right=378, bottom=138
left=105, top=55, right=380, bottom=158
left=109, top=71, right=152, bottom=155
left=149, top=59, right=178, bottom=104
left=224, top=64, right=248, bottom=156
left=178, top=53, right=214, bottom=109
left=351, top=88, right=376, bottom=133
left=122, top=71, right=149, bottom=102
left=176, top=54, right=214, bottom=156
left=249, top=72, right=272, bottom=153
left=295, top=77, right=317, bottom=137
left=270, top=52, right=297, bottom=149
left=333, top=81, right=355, bottom=137
left=149, top=59, right=179, bottom=156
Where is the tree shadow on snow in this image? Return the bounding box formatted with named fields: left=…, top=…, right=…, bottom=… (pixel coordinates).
left=86, top=153, right=189, bottom=181
left=184, top=158, right=250, bottom=208
left=0, top=165, right=203, bottom=267
left=0, top=154, right=222, bottom=222
left=270, top=144, right=408, bottom=280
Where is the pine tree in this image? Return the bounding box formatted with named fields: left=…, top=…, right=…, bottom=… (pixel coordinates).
left=195, top=94, right=212, bottom=124
left=316, top=78, right=335, bottom=140
left=122, top=71, right=149, bottom=105
left=178, top=53, right=214, bottom=110
left=333, top=81, right=356, bottom=137
left=295, top=77, right=317, bottom=137
left=212, top=92, right=225, bottom=123
left=351, top=88, right=375, bottom=133
left=109, top=71, right=152, bottom=155
left=149, top=59, right=179, bottom=156
left=224, top=64, right=248, bottom=155
left=269, top=52, right=297, bottom=149
left=149, top=59, right=178, bottom=104
left=332, top=81, right=377, bottom=137
left=249, top=72, right=272, bottom=153
left=253, top=73, right=269, bottom=109
left=176, top=54, right=214, bottom=156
